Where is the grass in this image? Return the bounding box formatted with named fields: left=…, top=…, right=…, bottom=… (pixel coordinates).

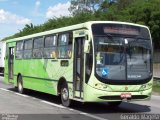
left=152, top=80, right=160, bottom=95
left=153, top=62, right=160, bottom=95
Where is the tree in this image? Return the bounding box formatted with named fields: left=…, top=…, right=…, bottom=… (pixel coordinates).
left=69, top=0, right=103, bottom=15
left=3, top=0, right=160, bottom=49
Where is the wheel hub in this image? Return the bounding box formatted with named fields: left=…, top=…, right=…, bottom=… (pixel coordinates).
left=62, top=88, right=68, bottom=101
left=18, top=82, right=22, bottom=92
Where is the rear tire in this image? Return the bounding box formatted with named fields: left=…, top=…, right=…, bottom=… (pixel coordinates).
left=108, top=101, right=122, bottom=106
left=17, top=76, right=24, bottom=94
left=60, top=83, right=71, bottom=107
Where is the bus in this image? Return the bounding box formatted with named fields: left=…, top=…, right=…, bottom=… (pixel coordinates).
left=0, top=41, right=6, bottom=73
left=4, top=21, right=153, bottom=107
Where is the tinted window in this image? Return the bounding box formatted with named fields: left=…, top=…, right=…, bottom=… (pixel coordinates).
left=24, top=39, right=32, bottom=59
left=58, top=33, right=72, bottom=59
left=44, top=35, right=57, bottom=59
left=59, top=34, right=69, bottom=46
left=24, top=39, right=32, bottom=50
left=16, top=41, right=23, bottom=59
left=45, top=36, right=57, bottom=47
left=16, top=41, right=23, bottom=51
left=34, top=37, right=44, bottom=49
left=33, top=37, right=44, bottom=58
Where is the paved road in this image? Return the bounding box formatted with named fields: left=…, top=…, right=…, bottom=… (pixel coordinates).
left=0, top=76, right=160, bottom=120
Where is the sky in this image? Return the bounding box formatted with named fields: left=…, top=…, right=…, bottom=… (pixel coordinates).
left=0, top=0, right=70, bottom=39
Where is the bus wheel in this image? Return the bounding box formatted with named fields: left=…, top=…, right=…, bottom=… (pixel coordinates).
left=108, top=101, right=122, bottom=106
left=61, top=83, right=71, bottom=107
left=17, top=76, right=24, bottom=94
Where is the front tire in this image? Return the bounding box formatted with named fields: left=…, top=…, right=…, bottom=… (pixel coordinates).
left=60, top=83, right=71, bottom=107
left=17, top=76, right=24, bottom=94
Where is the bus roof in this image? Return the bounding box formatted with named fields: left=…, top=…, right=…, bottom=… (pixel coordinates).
left=6, top=21, right=149, bottom=43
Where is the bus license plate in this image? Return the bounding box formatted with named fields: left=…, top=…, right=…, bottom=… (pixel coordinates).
left=121, top=93, right=132, bottom=98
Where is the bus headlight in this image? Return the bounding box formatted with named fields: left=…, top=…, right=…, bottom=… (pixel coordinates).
left=95, top=83, right=107, bottom=89
left=141, top=85, right=146, bottom=88
left=147, top=83, right=152, bottom=87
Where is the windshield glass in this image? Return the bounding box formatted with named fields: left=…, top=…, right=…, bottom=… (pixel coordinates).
left=95, top=37, right=126, bottom=80
left=94, top=36, right=152, bottom=81
left=126, top=38, right=151, bottom=80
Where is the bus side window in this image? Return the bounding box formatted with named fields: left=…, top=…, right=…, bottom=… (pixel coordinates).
left=58, top=33, right=72, bottom=59
left=44, top=35, right=57, bottom=59
left=16, top=41, right=23, bottom=59
left=24, top=39, right=32, bottom=59
left=33, top=37, right=44, bottom=58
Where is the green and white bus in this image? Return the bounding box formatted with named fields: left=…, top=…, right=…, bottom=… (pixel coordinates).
left=4, top=21, right=153, bottom=106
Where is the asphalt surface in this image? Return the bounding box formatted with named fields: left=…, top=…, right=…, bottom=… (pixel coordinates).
left=0, top=75, right=160, bottom=120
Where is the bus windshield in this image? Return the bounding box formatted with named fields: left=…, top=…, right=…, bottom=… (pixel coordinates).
left=92, top=24, right=152, bottom=82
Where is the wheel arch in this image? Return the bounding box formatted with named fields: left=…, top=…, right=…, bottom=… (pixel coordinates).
left=57, top=77, right=68, bottom=95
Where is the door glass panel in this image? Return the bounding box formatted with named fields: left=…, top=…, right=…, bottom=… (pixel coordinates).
left=74, top=38, right=84, bottom=93
left=9, top=47, right=14, bottom=79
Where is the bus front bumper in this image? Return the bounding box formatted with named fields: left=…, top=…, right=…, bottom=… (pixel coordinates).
left=84, top=85, right=152, bottom=102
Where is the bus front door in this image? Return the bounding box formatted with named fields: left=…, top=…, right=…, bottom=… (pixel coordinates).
left=8, top=47, right=14, bottom=82
left=73, top=37, right=84, bottom=99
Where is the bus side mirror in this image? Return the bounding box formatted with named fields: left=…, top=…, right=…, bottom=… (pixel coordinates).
left=84, top=40, right=90, bottom=53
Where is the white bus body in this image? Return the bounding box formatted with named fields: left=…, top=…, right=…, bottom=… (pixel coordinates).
left=0, top=41, right=6, bottom=73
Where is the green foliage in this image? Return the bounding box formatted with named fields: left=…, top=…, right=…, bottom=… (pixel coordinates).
left=153, top=80, right=160, bottom=94
left=3, top=0, right=160, bottom=48
left=69, top=0, right=103, bottom=15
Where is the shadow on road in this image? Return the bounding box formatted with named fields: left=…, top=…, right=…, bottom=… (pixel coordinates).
left=8, top=87, right=151, bottom=114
